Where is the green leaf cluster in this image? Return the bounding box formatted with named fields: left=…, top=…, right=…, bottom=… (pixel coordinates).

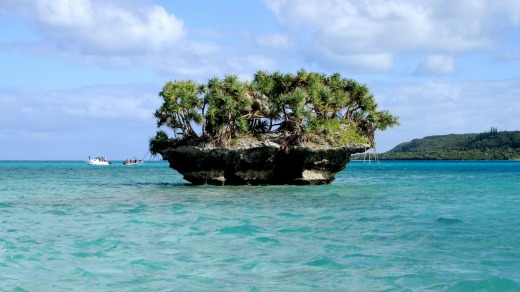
left=150, top=70, right=398, bottom=150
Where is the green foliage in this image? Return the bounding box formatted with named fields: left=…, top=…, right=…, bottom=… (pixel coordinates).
left=334, top=125, right=369, bottom=147
left=305, top=118, right=368, bottom=146
left=150, top=70, right=398, bottom=151
left=149, top=130, right=175, bottom=155
left=154, top=80, right=202, bottom=139
left=204, top=75, right=251, bottom=143
left=378, top=130, right=520, bottom=160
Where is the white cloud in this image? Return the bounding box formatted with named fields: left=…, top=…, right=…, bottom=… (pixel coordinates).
left=2, top=0, right=519, bottom=79
left=415, top=55, right=455, bottom=75
left=0, top=84, right=162, bottom=159
left=263, top=0, right=520, bottom=72
left=0, top=0, right=282, bottom=80
left=0, top=85, right=160, bottom=129
left=502, top=47, right=520, bottom=60
left=257, top=33, right=290, bottom=50
left=31, top=0, right=185, bottom=55
left=370, top=78, right=520, bottom=151
left=310, top=49, right=394, bottom=72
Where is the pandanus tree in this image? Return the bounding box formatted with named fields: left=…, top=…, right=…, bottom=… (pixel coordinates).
left=150, top=70, right=399, bottom=153
left=154, top=80, right=203, bottom=140
left=204, top=75, right=251, bottom=143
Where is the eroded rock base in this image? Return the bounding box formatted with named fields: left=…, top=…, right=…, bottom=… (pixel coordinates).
left=160, top=140, right=366, bottom=185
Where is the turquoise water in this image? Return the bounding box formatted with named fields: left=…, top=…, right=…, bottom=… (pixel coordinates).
left=1, top=161, right=519, bottom=291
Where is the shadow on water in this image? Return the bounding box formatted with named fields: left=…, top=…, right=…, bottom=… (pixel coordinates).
left=437, top=218, right=464, bottom=224
left=133, top=182, right=190, bottom=187
left=92, top=182, right=191, bottom=187
left=110, top=181, right=336, bottom=189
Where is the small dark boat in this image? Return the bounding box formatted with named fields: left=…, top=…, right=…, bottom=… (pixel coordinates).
left=123, top=158, right=143, bottom=165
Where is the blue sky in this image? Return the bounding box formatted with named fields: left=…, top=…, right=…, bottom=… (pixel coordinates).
left=1, top=0, right=520, bottom=160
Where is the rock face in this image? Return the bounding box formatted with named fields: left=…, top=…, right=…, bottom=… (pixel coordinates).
left=160, top=137, right=367, bottom=185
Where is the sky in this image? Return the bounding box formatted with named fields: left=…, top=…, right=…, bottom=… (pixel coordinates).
left=1, top=0, right=520, bottom=160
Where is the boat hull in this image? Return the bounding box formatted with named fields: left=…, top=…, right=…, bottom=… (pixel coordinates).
left=88, top=161, right=111, bottom=165
left=88, top=157, right=111, bottom=165
left=123, top=162, right=143, bottom=165
left=123, top=158, right=143, bottom=165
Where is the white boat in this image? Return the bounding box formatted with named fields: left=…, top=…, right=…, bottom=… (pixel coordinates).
left=88, top=156, right=111, bottom=165
left=123, top=158, right=143, bottom=165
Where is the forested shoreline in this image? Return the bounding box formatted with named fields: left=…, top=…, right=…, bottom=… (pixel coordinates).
left=363, top=129, right=520, bottom=160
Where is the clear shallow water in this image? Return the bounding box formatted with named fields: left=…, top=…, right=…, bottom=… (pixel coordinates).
left=1, top=160, right=519, bottom=291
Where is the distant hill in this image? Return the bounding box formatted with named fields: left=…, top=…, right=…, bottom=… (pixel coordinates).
left=376, top=129, right=520, bottom=160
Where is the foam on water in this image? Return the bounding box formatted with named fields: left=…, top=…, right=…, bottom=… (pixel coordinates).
left=1, top=161, right=519, bottom=290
